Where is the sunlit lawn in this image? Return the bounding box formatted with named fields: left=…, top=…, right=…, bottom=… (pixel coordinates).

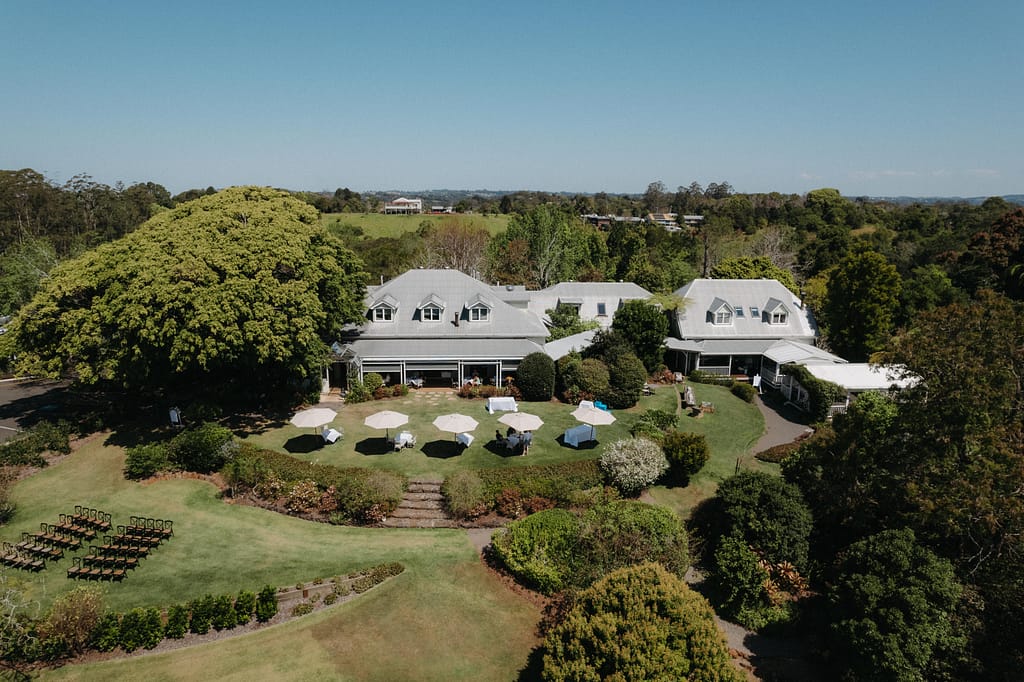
left=3, top=439, right=541, bottom=681
left=647, top=382, right=775, bottom=519
left=244, top=389, right=680, bottom=479
left=5, top=382, right=770, bottom=680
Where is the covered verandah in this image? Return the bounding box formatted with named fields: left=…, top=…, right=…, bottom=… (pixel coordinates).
left=330, top=338, right=544, bottom=390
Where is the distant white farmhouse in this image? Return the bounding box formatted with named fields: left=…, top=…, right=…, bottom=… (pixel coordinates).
left=383, top=197, right=423, bottom=214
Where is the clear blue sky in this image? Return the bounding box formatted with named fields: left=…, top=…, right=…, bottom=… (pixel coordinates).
left=3, top=1, right=1021, bottom=197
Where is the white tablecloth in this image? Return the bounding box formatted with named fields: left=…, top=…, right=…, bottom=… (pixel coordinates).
left=486, top=397, right=518, bottom=414
left=563, top=424, right=595, bottom=447
left=456, top=432, right=475, bottom=447
left=394, top=431, right=414, bottom=449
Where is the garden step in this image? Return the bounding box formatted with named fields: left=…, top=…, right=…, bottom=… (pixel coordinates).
left=381, top=516, right=458, bottom=529
left=404, top=492, right=444, bottom=502
left=390, top=507, right=449, bottom=519
left=398, top=499, right=444, bottom=511
left=407, top=481, right=442, bottom=493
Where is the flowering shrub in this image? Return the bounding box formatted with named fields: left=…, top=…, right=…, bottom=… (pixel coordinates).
left=599, top=438, right=669, bottom=495
left=285, top=479, right=321, bottom=512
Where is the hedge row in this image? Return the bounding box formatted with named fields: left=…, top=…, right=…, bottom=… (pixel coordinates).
left=781, top=364, right=846, bottom=422
left=225, top=444, right=405, bottom=523
left=91, top=586, right=277, bottom=654
left=443, top=460, right=604, bottom=519
left=0, top=420, right=73, bottom=467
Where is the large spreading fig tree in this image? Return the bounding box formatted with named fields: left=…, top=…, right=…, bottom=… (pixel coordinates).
left=12, top=187, right=365, bottom=403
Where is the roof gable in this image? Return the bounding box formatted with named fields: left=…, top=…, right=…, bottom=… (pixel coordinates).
left=673, top=278, right=817, bottom=341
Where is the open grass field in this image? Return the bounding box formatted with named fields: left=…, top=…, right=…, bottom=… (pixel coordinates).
left=7, top=382, right=768, bottom=680
left=321, top=212, right=511, bottom=239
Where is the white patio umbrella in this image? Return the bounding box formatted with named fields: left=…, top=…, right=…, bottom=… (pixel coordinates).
left=571, top=404, right=616, bottom=440
left=290, top=407, right=338, bottom=433
left=432, top=413, right=479, bottom=439
left=498, top=412, right=544, bottom=433
left=363, top=410, right=409, bottom=440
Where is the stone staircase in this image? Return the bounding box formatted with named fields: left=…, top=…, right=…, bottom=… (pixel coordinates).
left=382, top=478, right=458, bottom=528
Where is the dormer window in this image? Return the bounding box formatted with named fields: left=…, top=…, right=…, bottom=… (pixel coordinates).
left=370, top=293, right=399, bottom=323
left=714, top=310, right=732, bottom=325
left=708, top=297, right=733, bottom=325
left=465, top=293, right=493, bottom=323
left=422, top=306, right=441, bottom=321
left=763, top=297, right=789, bottom=325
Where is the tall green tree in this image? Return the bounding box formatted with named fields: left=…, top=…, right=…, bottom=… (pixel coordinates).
left=828, top=529, right=964, bottom=682
left=823, top=249, right=902, bottom=361
left=710, top=256, right=799, bottom=293
left=611, top=299, right=668, bottom=371
left=486, top=205, right=589, bottom=287
left=11, top=186, right=365, bottom=403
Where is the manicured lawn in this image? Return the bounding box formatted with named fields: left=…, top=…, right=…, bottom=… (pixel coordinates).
left=5, top=439, right=541, bottom=681
left=322, top=212, right=511, bottom=239
left=244, top=389, right=681, bottom=479
left=41, top=548, right=539, bottom=682
left=3, top=382, right=772, bottom=680
left=647, top=382, right=775, bottom=518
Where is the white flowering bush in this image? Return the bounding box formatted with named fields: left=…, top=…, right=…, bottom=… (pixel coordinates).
left=599, top=437, right=669, bottom=495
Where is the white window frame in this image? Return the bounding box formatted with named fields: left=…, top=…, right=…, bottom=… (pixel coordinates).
left=373, top=307, right=394, bottom=322
left=469, top=306, right=490, bottom=322
left=421, top=306, right=441, bottom=322
left=714, top=310, right=732, bottom=325
left=771, top=311, right=788, bottom=325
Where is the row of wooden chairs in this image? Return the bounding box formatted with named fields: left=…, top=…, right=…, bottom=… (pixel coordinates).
left=115, top=527, right=163, bottom=548
left=55, top=514, right=98, bottom=540
left=14, top=534, right=63, bottom=561
left=67, top=556, right=126, bottom=582
left=30, top=524, right=82, bottom=551
left=1, top=545, right=45, bottom=572
left=80, top=547, right=140, bottom=571
left=97, top=535, right=154, bottom=558
left=126, top=516, right=173, bottom=540
left=70, top=506, right=112, bottom=532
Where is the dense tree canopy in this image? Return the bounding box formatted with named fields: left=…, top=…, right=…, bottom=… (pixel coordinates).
left=541, top=562, right=742, bottom=682
left=610, top=299, right=668, bottom=371
left=12, top=187, right=365, bottom=403
left=828, top=529, right=963, bottom=682
left=710, top=255, right=798, bottom=293
left=823, top=249, right=902, bottom=360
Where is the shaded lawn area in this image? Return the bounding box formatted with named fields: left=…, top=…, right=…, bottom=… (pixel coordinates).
left=244, top=389, right=681, bottom=479
left=647, top=382, right=775, bottom=519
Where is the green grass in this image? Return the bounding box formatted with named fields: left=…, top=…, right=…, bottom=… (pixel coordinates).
left=11, top=383, right=769, bottom=680
left=4, top=439, right=541, bottom=681
left=321, top=212, right=511, bottom=239
left=41, top=549, right=539, bottom=682
left=244, top=389, right=681, bottom=479
left=646, top=382, right=774, bottom=518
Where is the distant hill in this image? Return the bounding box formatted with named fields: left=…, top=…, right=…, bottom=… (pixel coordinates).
left=863, top=194, right=1024, bottom=206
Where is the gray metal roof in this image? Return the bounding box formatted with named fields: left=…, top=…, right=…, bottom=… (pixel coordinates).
left=763, top=340, right=845, bottom=365
left=544, top=330, right=597, bottom=360
left=673, top=279, right=817, bottom=341
left=352, top=269, right=548, bottom=341
left=343, top=337, right=545, bottom=361
left=527, top=281, right=652, bottom=330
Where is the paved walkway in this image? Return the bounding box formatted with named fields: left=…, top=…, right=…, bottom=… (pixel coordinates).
left=752, top=392, right=813, bottom=453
